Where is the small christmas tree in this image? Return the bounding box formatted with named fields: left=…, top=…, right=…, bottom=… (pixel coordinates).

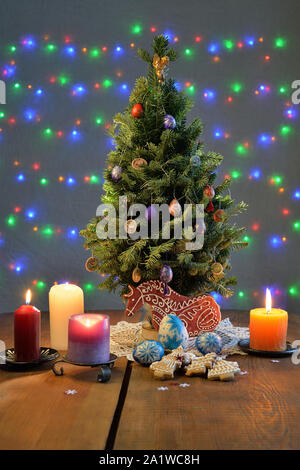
left=81, top=35, right=247, bottom=299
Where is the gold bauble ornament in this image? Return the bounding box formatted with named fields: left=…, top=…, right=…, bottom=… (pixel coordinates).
left=189, top=268, right=198, bottom=276
left=210, top=262, right=224, bottom=281
left=125, top=219, right=137, bottom=234
left=85, top=257, right=99, bottom=272
left=131, top=158, right=147, bottom=170
left=132, top=266, right=142, bottom=283
left=152, top=53, right=169, bottom=84
left=211, top=262, right=223, bottom=275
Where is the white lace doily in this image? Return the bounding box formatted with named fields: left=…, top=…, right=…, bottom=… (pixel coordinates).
left=110, top=317, right=249, bottom=360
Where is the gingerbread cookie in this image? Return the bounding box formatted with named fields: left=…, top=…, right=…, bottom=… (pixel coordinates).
left=185, top=358, right=207, bottom=376
left=185, top=353, right=217, bottom=377
left=150, top=357, right=181, bottom=380
left=207, top=359, right=240, bottom=381
left=201, top=352, right=218, bottom=368
left=167, top=346, right=195, bottom=367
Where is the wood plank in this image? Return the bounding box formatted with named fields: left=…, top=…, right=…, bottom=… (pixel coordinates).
left=0, top=310, right=128, bottom=450
left=114, top=311, right=300, bottom=450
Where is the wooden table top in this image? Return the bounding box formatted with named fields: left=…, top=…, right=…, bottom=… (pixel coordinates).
left=0, top=310, right=299, bottom=450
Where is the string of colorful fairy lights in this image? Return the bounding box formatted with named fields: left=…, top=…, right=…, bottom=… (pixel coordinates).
left=0, top=25, right=299, bottom=305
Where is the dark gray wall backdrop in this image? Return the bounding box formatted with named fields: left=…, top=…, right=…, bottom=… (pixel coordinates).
left=0, top=0, right=299, bottom=314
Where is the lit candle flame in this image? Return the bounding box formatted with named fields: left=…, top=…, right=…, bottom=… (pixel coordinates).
left=77, top=316, right=100, bottom=328
left=266, top=288, right=272, bottom=313
left=25, top=289, right=32, bottom=305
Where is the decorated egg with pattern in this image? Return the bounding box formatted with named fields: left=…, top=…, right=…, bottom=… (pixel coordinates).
left=133, top=340, right=164, bottom=366
left=158, top=314, right=188, bottom=350
left=196, top=332, right=223, bottom=355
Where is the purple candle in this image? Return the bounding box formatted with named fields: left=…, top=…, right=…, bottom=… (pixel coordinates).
left=67, top=314, right=110, bottom=364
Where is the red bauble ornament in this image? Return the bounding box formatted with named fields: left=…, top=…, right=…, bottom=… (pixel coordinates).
left=213, top=209, right=226, bottom=223
left=206, top=200, right=214, bottom=212
left=203, top=185, right=215, bottom=199
left=131, top=103, right=144, bottom=118
left=169, top=198, right=181, bottom=217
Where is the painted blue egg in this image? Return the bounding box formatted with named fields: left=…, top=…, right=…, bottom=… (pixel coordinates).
left=196, top=332, right=223, bottom=354
left=133, top=340, right=164, bottom=366
left=163, top=114, right=176, bottom=130
left=158, top=314, right=188, bottom=350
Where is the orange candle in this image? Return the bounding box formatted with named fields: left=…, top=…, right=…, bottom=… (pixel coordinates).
left=249, top=289, right=288, bottom=351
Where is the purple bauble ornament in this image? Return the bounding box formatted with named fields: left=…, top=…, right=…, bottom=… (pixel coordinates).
left=195, top=219, right=206, bottom=235
left=145, top=205, right=158, bottom=221
left=111, top=165, right=122, bottom=182
left=163, top=114, right=176, bottom=130
left=160, top=265, right=173, bottom=295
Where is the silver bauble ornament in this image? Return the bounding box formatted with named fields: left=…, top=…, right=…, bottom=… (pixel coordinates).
left=190, top=155, right=201, bottom=167
left=111, top=165, right=122, bottom=182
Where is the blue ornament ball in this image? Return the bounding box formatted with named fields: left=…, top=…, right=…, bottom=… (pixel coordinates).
left=158, top=314, right=188, bottom=350
left=163, top=114, right=176, bottom=130
left=133, top=340, right=164, bottom=366
left=196, top=332, right=223, bottom=355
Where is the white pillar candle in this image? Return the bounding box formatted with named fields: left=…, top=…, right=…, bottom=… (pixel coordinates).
left=49, top=283, right=84, bottom=350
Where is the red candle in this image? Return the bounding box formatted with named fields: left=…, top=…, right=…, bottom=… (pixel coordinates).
left=14, top=290, right=40, bottom=362
left=68, top=314, right=110, bottom=364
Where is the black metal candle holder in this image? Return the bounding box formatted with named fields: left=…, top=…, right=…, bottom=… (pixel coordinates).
left=51, top=353, right=118, bottom=382
left=0, top=347, right=60, bottom=369
left=238, top=339, right=298, bottom=358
